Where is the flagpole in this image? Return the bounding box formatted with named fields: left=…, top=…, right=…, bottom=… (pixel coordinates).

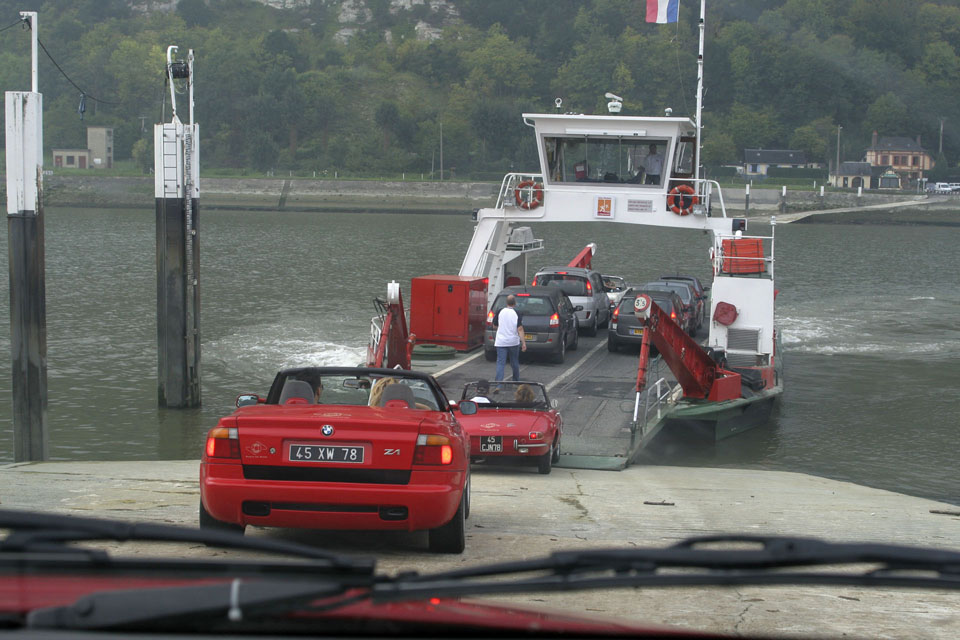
left=695, top=0, right=705, bottom=187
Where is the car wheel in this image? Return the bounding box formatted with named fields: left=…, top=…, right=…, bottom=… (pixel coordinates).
left=538, top=444, right=553, bottom=474
left=199, top=500, right=244, bottom=535
left=569, top=326, right=579, bottom=351
left=551, top=335, right=566, bottom=364
left=484, top=348, right=496, bottom=362
left=463, top=472, right=471, bottom=520
left=551, top=435, right=561, bottom=463
left=607, top=335, right=619, bottom=352
left=428, top=493, right=466, bottom=553
left=585, top=315, right=598, bottom=337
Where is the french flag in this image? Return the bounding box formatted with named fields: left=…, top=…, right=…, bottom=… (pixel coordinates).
left=646, top=0, right=679, bottom=23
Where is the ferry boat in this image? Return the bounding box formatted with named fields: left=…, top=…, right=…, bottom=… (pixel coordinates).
left=370, top=2, right=783, bottom=448
left=450, top=5, right=782, bottom=442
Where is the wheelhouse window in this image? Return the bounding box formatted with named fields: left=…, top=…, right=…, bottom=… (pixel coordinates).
left=544, top=136, right=669, bottom=186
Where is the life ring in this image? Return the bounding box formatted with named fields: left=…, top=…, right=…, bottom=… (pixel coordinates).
left=514, top=180, right=544, bottom=210
left=667, top=183, right=698, bottom=216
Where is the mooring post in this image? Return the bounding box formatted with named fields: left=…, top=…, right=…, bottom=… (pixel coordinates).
left=155, top=47, right=200, bottom=408
left=819, top=185, right=825, bottom=209
left=744, top=183, right=750, bottom=215
left=779, top=185, right=787, bottom=213
left=6, top=13, right=48, bottom=461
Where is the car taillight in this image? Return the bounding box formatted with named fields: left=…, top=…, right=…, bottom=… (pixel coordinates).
left=671, top=310, right=677, bottom=320
left=586, top=280, right=592, bottom=293
left=613, top=306, right=620, bottom=321
left=528, top=431, right=543, bottom=440
left=549, top=313, right=559, bottom=327
left=487, top=310, right=494, bottom=325
left=414, top=434, right=453, bottom=465
left=205, top=427, right=240, bottom=459
left=531, top=277, right=537, bottom=286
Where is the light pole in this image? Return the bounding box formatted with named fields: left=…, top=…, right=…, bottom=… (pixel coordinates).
left=939, top=117, right=945, bottom=156
left=835, top=125, right=842, bottom=185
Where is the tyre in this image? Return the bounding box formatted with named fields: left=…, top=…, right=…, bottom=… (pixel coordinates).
left=484, top=348, right=496, bottom=362
left=551, top=435, right=561, bottom=463
left=607, top=335, right=619, bottom=352
left=199, top=501, right=244, bottom=535
left=538, top=444, right=553, bottom=474
left=551, top=335, right=566, bottom=364
left=569, top=327, right=579, bottom=351
left=428, top=494, right=466, bottom=553
left=584, top=314, right=598, bottom=337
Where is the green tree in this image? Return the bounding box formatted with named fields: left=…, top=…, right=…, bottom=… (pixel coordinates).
left=461, top=24, right=539, bottom=98
left=864, top=93, right=910, bottom=137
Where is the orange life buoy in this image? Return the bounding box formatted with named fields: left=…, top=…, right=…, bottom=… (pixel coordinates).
left=514, top=180, right=544, bottom=210
left=667, top=183, right=698, bottom=215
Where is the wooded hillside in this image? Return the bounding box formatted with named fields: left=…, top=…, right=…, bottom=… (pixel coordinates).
left=1, top=0, right=957, bottom=179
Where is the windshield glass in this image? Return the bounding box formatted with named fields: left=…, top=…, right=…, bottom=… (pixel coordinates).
left=460, top=381, right=549, bottom=408
left=272, top=372, right=442, bottom=411
left=535, top=273, right=588, bottom=296
left=492, top=294, right=556, bottom=315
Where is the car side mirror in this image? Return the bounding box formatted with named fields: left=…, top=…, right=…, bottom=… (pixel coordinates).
left=459, top=400, right=478, bottom=415
left=575, top=305, right=584, bottom=311
left=236, top=394, right=261, bottom=408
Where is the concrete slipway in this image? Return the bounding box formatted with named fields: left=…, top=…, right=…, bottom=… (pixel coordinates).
left=1, top=460, right=958, bottom=638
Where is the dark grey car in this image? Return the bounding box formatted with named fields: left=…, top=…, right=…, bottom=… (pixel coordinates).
left=607, top=288, right=686, bottom=352
left=484, top=286, right=580, bottom=364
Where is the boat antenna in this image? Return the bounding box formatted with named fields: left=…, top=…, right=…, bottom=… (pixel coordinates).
left=695, top=0, right=705, bottom=186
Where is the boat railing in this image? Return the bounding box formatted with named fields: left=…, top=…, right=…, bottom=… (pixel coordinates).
left=712, top=228, right=776, bottom=280
left=665, top=178, right=729, bottom=218
left=634, top=376, right=679, bottom=435
left=496, top=172, right=544, bottom=209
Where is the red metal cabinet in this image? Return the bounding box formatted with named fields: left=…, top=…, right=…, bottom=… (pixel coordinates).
left=410, top=275, right=488, bottom=351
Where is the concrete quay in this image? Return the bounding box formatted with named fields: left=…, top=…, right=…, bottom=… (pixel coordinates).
left=2, top=460, right=958, bottom=638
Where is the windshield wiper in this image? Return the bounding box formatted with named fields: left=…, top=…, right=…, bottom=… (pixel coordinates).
left=0, top=508, right=374, bottom=572
left=19, top=534, right=960, bottom=632
left=374, top=535, right=960, bottom=600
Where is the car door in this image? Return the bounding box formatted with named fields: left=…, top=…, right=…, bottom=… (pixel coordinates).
left=590, top=272, right=608, bottom=322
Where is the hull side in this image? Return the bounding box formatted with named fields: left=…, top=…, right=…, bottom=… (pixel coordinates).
left=666, top=387, right=781, bottom=441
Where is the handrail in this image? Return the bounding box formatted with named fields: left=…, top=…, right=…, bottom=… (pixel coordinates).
left=496, top=172, right=544, bottom=209
left=632, top=375, right=679, bottom=435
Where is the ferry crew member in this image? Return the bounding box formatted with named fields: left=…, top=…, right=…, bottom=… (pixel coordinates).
left=493, top=295, right=526, bottom=382
left=643, top=143, right=664, bottom=185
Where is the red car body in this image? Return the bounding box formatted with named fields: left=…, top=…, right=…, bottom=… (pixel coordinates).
left=200, top=367, right=472, bottom=552
left=454, top=381, right=562, bottom=474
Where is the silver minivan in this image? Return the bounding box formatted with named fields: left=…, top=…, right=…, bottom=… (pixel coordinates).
left=532, top=266, right=611, bottom=336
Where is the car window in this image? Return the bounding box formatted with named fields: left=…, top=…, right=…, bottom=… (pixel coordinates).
left=493, top=295, right=555, bottom=315
left=537, top=273, right=588, bottom=296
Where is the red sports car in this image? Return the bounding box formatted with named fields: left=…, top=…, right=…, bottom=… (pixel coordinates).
left=200, top=367, right=475, bottom=553
left=455, top=381, right=562, bottom=474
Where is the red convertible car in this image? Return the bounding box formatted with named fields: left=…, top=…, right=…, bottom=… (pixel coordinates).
left=455, top=381, right=562, bottom=474
left=200, top=367, right=475, bottom=553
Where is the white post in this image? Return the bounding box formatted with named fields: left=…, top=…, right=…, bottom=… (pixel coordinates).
left=6, top=88, right=47, bottom=461
left=820, top=185, right=824, bottom=196
left=19, top=12, right=38, bottom=93
left=694, top=0, right=705, bottom=186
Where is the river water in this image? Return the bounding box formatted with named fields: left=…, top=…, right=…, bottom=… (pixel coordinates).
left=0, top=206, right=957, bottom=505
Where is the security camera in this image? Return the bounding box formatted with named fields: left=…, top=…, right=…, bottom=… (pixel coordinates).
left=604, top=92, right=623, bottom=101
left=665, top=107, right=673, bottom=116
left=555, top=97, right=563, bottom=108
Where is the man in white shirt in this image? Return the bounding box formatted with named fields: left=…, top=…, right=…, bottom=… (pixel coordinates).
left=493, top=295, right=526, bottom=381
left=643, top=143, right=664, bottom=185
